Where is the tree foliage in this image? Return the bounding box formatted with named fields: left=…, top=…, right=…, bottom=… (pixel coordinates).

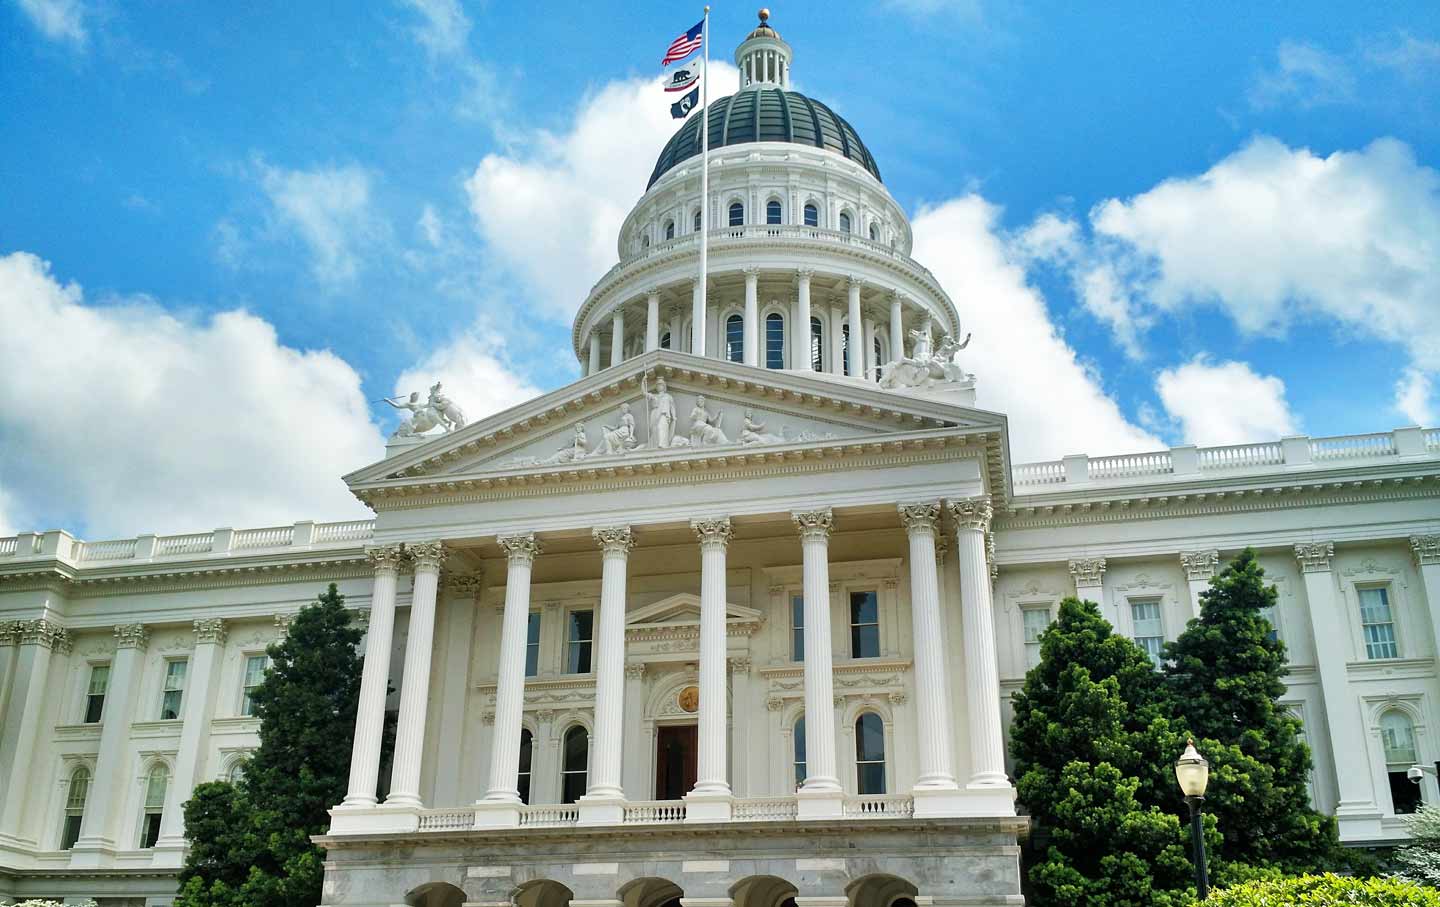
left=177, top=584, right=380, bottom=907
left=1199, top=874, right=1440, bottom=906
left=1396, top=804, right=1440, bottom=887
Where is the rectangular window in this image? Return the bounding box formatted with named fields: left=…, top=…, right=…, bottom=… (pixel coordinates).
left=84, top=664, right=110, bottom=724
left=850, top=591, right=880, bottom=659
left=524, top=612, right=542, bottom=678
left=240, top=655, right=268, bottom=717
left=1131, top=599, right=1164, bottom=666
left=567, top=610, right=594, bottom=674
left=61, top=813, right=83, bottom=850
left=160, top=659, right=187, bottom=720
left=790, top=594, right=805, bottom=662
left=1359, top=586, right=1399, bottom=660
left=1022, top=608, right=1052, bottom=670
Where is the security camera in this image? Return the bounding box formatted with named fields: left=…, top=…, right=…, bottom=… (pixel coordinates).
left=1409, top=765, right=1425, bottom=784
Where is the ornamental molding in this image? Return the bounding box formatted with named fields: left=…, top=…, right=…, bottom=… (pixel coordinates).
left=624, top=662, right=647, bottom=679
left=1180, top=550, right=1220, bottom=581
left=444, top=572, right=484, bottom=598
left=367, top=544, right=406, bottom=573
left=791, top=509, right=834, bottom=541
left=20, top=618, right=70, bottom=651
left=1342, top=557, right=1406, bottom=578
left=114, top=623, right=149, bottom=650
left=1068, top=557, right=1107, bottom=587
left=498, top=533, right=542, bottom=564
left=692, top=517, right=733, bottom=548
left=1295, top=542, right=1335, bottom=573
left=593, top=526, right=636, bottom=555
left=408, top=540, right=447, bottom=570
left=0, top=620, right=20, bottom=646
left=948, top=496, right=993, bottom=533
left=0, top=556, right=372, bottom=595
left=1412, top=535, right=1440, bottom=567
left=897, top=502, right=941, bottom=533
left=193, top=619, right=227, bottom=645
left=273, top=613, right=294, bottom=638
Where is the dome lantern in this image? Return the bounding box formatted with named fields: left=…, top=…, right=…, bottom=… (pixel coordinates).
left=735, top=8, right=792, bottom=89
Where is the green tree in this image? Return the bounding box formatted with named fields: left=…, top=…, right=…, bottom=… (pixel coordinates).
left=1163, top=549, right=1343, bottom=873
left=1396, top=804, right=1440, bottom=887
left=1199, top=874, right=1440, bottom=906
left=1011, top=597, right=1199, bottom=907
left=177, top=584, right=382, bottom=907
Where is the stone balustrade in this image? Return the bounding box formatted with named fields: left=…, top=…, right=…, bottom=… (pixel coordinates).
left=410, top=795, right=914, bottom=831
left=0, top=519, right=377, bottom=564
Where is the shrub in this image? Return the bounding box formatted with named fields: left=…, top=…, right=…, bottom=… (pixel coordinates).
left=1199, top=874, right=1440, bottom=906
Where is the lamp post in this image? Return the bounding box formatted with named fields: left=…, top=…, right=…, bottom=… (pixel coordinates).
left=1175, top=739, right=1210, bottom=900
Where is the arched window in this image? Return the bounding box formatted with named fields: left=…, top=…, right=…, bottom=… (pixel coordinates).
left=873, top=336, right=884, bottom=382
left=1383, top=710, right=1422, bottom=814
left=60, top=766, right=90, bottom=849
left=660, top=331, right=671, bottom=350
left=140, top=763, right=169, bottom=848
left=518, top=728, right=534, bottom=804
left=561, top=725, right=588, bottom=804
left=766, top=199, right=782, bottom=224
left=664, top=220, right=675, bottom=240
left=841, top=323, right=851, bottom=375
left=765, top=313, right=785, bottom=369
left=642, top=234, right=650, bottom=249
left=839, top=212, right=852, bottom=234
left=809, top=316, right=824, bottom=371
left=803, top=203, right=818, bottom=227
left=226, top=759, right=247, bottom=785
left=855, top=713, right=886, bottom=794
left=728, top=202, right=744, bottom=227
left=693, top=209, right=702, bottom=232
left=725, top=314, right=744, bottom=363
left=793, top=716, right=807, bottom=787
left=869, top=222, right=879, bottom=242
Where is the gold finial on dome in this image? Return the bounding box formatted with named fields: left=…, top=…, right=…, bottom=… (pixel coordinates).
left=758, top=7, right=770, bottom=22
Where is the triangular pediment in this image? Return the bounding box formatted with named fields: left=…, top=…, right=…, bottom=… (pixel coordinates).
left=625, top=593, right=764, bottom=628
left=345, top=351, right=1008, bottom=492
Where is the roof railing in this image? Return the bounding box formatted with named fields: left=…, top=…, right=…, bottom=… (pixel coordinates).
left=0, top=519, right=375, bottom=564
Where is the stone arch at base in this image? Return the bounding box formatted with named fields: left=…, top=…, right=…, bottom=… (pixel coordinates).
left=845, top=874, right=919, bottom=907
left=407, top=881, right=466, bottom=907
left=515, top=879, right=576, bottom=907
left=731, top=874, right=799, bottom=907
left=620, top=875, right=685, bottom=907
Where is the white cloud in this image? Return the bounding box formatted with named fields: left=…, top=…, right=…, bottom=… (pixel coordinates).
left=1395, top=368, right=1437, bottom=427
left=392, top=328, right=542, bottom=430
left=398, top=0, right=470, bottom=58
left=1248, top=40, right=1356, bottom=110
left=1365, top=33, right=1440, bottom=77
left=910, top=196, right=1162, bottom=461
left=0, top=251, right=384, bottom=539
left=463, top=65, right=740, bottom=321
left=258, top=161, right=385, bottom=287
left=1155, top=357, right=1299, bottom=446
left=418, top=204, right=444, bottom=247
left=14, top=0, right=87, bottom=48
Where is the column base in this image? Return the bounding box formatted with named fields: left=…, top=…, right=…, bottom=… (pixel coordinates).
left=954, top=783, right=1017, bottom=817
left=1336, top=802, right=1385, bottom=842
left=149, top=836, right=188, bottom=868
left=910, top=785, right=966, bottom=818
left=327, top=803, right=420, bottom=834
left=472, top=799, right=522, bottom=828
left=795, top=786, right=845, bottom=820
left=683, top=789, right=733, bottom=823
left=67, top=838, right=118, bottom=868
left=577, top=795, right=626, bottom=826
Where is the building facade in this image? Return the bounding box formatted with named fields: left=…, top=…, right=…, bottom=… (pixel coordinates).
left=3, top=14, right=1440, bottom=907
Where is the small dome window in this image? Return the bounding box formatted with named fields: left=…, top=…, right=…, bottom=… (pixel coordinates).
left=839, top=212, right=852, bottom=234
left=803, top=203, right=818, bottom=227
left=693, top=209, right=702, bottom=232
left=869, top=222, right=879, bottom=241
left=766, top=199, right=782, bottom=225
left=642, top=234, right=650, bottom=248
left=665, top=220, right=675, bottom=240
left=728, top=202, right=744, bottom=227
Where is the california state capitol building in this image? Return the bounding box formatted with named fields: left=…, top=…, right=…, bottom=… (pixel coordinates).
left=3, top=13, right=1440, bottom=907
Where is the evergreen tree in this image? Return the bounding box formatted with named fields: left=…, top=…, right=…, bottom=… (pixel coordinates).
left=1163, top=549, right=1343, bottom=873
left=178, top=584, right=379, bottom=907
left=1397, top=804, right=1440, bottom=887
left=1011, top=597, right=1198, bottom=907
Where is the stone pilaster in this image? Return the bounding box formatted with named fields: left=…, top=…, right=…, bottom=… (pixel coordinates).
left=0, top=619, right=69, bottom=844
left=1180, top=550, right=1219, bottom=620
left=154, top=618, right=229, bottom=862
left=581, top=526, right=634, bottom=822
left=336, top=545, right=405, bottom=817
left=477, top=534, right=542, bottom=827
left=71, top=624, right=149, bottom=860
left=1068, top=556, right=1112, bottom=624
left=686, top=517, right=733, bottom=821
left=386, top=540, right=447, bottom=814
left=790, top=509, right=842, bottom=818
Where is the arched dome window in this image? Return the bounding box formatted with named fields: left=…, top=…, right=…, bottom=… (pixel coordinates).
left=642, top=234, right=650, bottom=248
left=793, top=715, right=807, bottom=787
left=855, top=712, right=886, bottom=794
left=1383, top=710, right=1422, bottom=814
left=693, top=209, right=702, bottom=232
left=766, top=199, right=782, bottom=225
left=873, top=336, right=883, bottom=381
left=841, top=322, right=851, bottom=374
left=839, top=212, right=852, bottom=234
left=60, top=766, right=90, bottom=850
left=561, top=725, right=588, bottom=804
left=664, top=220, right=675, bottom=240
left=518, top=728, right=534, bottom=804
left=660, top=331, right=671, bottom=350
left=809, top=316, right=824, bottom=371
left=869, top=222, right=879, bottom=242
left=726, top=314, right=745, bottom=363
left=728, top=202, right=744, bottom=227
left=765, top=312, right=785, bottom=369
left=803, top=203, right=818, bottom=227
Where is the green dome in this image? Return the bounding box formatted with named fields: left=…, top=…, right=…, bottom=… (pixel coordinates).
left=647, top=88, right=882, bottom=189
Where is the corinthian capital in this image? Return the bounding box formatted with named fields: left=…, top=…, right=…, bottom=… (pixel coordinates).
left=1294, top=542, right=1334, bottom=574
left=0, top=620, right=21, bottom=646
left=691, top=517, right=733, bottom=548
left=948, top=496, right=993, bottom=533
left=593, top=525, right=635, bottom=555
left=791, top=509, right=834, bottom=541
left=408, top=540, right=447, bottom=570
left=1180, top=550, right=1219, bottom=581
left=795, top=267, right=815, bottom=283
left=846, top=275, right=866, bottom=291
left=366, top=544, right=406, bottom=574
left=498, top=533, right=542, bottom=564
left=1068, top=557, right=1106, bottom=586
left=193, top=618, right=228, bottom=645
left=19, top=618, right=68, bottom=651
left=897, top=502, right=941, bottom=534
left=1411, top=535, right=1440, bottom=567
left=114, top=623, right=150, bottom=650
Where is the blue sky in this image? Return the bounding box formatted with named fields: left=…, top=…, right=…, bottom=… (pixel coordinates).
left=1, top=0, right=1437, bottom=539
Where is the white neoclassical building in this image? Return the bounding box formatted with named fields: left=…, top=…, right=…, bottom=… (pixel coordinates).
left=3, top=13, right=1440, bottom=907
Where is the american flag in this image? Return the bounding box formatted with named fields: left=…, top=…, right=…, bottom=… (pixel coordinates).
left=661, top=18, right=704, bottom=66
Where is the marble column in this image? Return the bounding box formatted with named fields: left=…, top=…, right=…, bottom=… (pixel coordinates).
left=386, top=541, right=447, bottom=809
left=846, top=277, right=864, bottom=377
left=669, top=309, right=685, bottom=353
left=589, top=333, right=602, bottom=375
left=691, top=278, right=706, bottom=358
left=477, top=533, right=542, bottom=826
left=1414, top=536, right=1440, bottom=668
left=792, top=509, right=843, bottom=818
left=611, top=307, right=626, bottom=367
left=72, top=624, right=149, bottom=858
left=1296, top=541, right=1381, bottom=838
left=899, top=503, right=962, bottom=813
left=794, top=268, right=813, bottom=370
left=153, top=619, right=228, bottom=861
left=0, top=622, right=17, bottom=752
left=889, top=292, right=905, bottom=362
left=1180, top=550, right=1219, bottom=621
left=580, top=526, right=634, bottom=823
left=742, top=267, right=760, bottom=367
left=1069, top=557, right=1112, bottom=625
left=950, top=497, right=1015, bottom=814
left=338, top=545, right=404, bottom=811
left=0, top=619, right=68, bottom=844
left=686, top=517, right=733, bottom=821
left=645, top=292, right=661, bottom=352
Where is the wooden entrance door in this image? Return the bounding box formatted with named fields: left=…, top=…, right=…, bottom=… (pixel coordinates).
left=655, top=724, right=698, bottom=800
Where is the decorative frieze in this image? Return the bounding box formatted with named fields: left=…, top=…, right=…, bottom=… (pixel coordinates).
left=1294, top=542, right=1335, bottom=573
left=193, top=618, right=228, bottom=645
left=624, top=662, right=647, bottom=679
left=498, top=533, right=542, bottom=564
left=408, top=540, right=447, bottom=570
left=444, top=572, right=484, bottom=598
left=691, top=517, right=733, bottom=548
left=897, top=502, right=941, bottom=533
left=948, top=496, right=993, bottom=533
left=791, top=509, right=834, bottom=540
left=0, top=620, right=20, bottom=646
left=113, top=623, right=150, bottom=650
left=1068, top=557, right=1107, bottom=587
left=20, top=618, right=69, bottom=651
left=593, top=526, right=636, bottom=555
left=727, top=656, right=752, bottom=675
left=366, top=544, right=406, bottom=574
left=273, top=613, right=294, bottom=638
left=1412, top=535, right=1440, bottom=567
left=1180, top=550, right=1220, bottom=581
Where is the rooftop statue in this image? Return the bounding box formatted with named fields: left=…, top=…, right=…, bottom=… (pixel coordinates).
left=879, top=331, right=973, bottom=390
left=383, top=382, right=466, bottom=438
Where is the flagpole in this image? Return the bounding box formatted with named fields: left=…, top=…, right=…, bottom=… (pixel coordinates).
left=695, top=4, right=710, bottom=358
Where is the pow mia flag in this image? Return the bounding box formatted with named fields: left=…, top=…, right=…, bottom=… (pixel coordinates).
left=670, top=86, right=700, bottom=119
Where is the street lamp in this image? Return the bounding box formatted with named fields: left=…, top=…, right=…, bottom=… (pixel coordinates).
left=1175, top=739, right=1210, bottom=900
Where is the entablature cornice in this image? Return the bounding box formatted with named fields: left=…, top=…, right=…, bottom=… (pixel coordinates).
left=0, top=553, right=371, bottom=595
